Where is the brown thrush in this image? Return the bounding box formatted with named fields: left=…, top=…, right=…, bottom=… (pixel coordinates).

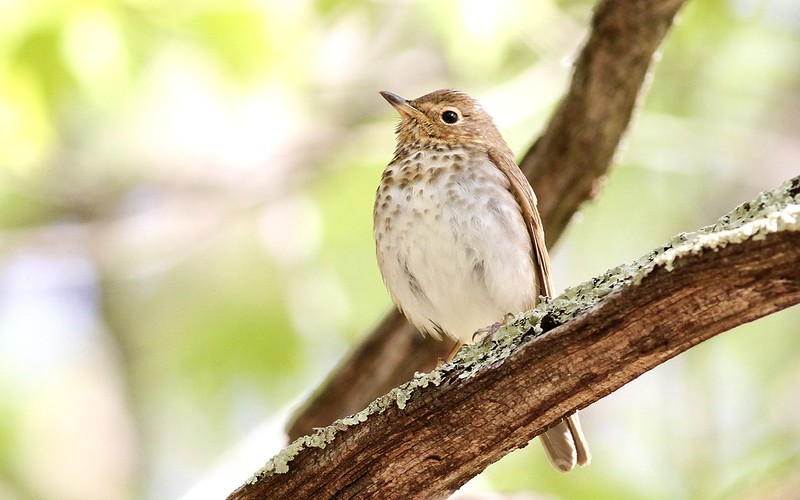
left=373, top=89, right=590, bottom=472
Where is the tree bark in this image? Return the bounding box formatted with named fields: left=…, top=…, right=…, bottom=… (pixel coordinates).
left=232, top=178, right=800, bottom=499
left=287, top=0, right=688, bottom=440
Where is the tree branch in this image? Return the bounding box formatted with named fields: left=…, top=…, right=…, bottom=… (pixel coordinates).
left=232, top=178, right=800, bottom=499
left=520, top=0, right=686, bottom=242
left=287, top=0, right=687, bottom=440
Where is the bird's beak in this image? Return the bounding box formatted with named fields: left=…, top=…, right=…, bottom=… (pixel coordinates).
left=380, top=91, right=419, bottom=119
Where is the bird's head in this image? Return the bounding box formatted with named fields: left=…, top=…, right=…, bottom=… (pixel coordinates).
left=380, top=89, right=505, bottom=150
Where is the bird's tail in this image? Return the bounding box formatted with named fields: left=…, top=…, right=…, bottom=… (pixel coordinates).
left=539, top=413, right=591, bottom=472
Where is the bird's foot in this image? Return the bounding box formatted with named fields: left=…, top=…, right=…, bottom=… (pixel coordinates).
left=437, top=340, right=464, bottom=367
left=471, top=312, right=515, bottom=343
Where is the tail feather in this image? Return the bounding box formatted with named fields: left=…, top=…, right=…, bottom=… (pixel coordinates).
left=540, top=413, right=591, bottom=472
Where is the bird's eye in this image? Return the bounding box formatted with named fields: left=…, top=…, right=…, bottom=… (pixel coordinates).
left=441, top=110, right=459, bottom=124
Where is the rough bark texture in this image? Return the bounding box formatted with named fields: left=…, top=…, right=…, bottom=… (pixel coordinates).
left=232, top=178, right=800, bottom=499
left=287, top=0, right=687, bottom=440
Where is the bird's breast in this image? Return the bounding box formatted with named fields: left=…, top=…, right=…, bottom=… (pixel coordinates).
left=373, top=147, right=537, bottom=342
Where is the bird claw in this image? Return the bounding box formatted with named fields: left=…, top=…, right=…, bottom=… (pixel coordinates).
left=436, top=340, right=465, bottom=367
left=471, top=312, right=515, bottom=343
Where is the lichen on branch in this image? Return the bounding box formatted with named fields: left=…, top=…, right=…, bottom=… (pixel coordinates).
left=231, top=176, right=800, bottom=500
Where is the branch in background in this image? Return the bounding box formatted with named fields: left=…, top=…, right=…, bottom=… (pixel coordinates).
left=234, top=177, right=800, bottom=499
left=521, top=0, right=687, bottom=241
left=287, top=0, right=688, bottom=440
left=288, top=312, right=450, bottom=440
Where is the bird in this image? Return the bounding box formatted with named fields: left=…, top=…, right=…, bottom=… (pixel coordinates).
left=373, top=88, right=590, bottom=472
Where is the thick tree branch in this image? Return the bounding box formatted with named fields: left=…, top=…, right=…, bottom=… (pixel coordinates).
left=233, top=178, right=800, bottom=499
left=287, top=0, right=687, bottom=440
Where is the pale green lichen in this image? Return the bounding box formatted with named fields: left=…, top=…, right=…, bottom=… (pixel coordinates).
left=645, top=178, right=800, bottom=275
left=452, top=176, right=799, bottom=367
left=247, top=177, right=799, bottom=484
left=247, top=359, right=446, bottom=482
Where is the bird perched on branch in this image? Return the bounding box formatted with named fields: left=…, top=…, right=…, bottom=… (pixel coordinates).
left=373, top=88, right=590, bottom=472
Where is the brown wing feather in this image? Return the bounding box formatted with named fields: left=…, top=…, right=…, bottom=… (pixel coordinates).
left=487, top=147, right=591, bottom=472
left=487, top=148, right=554, bottom=299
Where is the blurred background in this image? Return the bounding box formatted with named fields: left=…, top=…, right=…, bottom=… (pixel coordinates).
left=1, top=0, right=799, bottom=499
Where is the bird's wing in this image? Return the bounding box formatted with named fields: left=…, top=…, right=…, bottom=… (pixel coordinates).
left=487, top=148, right=554, bottom=298
left=489, top=148, right=591, bottom=472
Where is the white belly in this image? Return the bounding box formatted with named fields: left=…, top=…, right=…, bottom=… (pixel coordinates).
left=374, top=150, right=537, bottom=343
